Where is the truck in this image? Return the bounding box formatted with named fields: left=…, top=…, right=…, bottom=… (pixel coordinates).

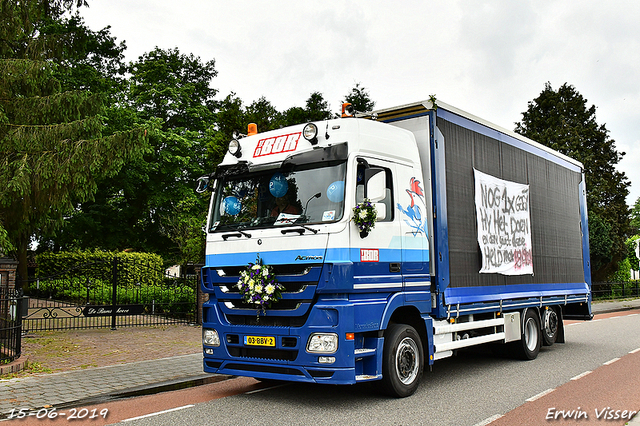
left=198, top=99, right=592, bottom=397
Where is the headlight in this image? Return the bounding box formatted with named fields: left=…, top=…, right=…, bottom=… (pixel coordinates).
left=303, top=123, right=318, bottom=145
left=228, top=139, right=241, bottom=157
left=306, top=333, right=338, bottom=354
left=203, top=328, right=220, bottom=347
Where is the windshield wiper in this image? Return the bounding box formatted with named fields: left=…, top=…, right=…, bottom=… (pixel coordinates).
left=222, top=229, right=252, bottom=240
left=281, top=225, right=318, bottom=235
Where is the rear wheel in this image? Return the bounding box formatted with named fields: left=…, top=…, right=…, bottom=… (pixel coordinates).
left=542, top=307, right=559, bottom=346
left=381, top=323, right=424, bottom=398
left=510, top=308, right=541, bottom=360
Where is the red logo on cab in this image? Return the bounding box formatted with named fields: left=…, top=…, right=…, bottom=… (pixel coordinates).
left=360, top=249, right=379, bottom=262
left=253, top=132, right=301, bottom=157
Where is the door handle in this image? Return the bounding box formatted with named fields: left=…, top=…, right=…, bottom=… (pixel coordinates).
left=389, top=263, right=401, bottom=273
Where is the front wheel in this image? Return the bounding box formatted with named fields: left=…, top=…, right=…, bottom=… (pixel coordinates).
left=380, top=323, right=424, bottom=398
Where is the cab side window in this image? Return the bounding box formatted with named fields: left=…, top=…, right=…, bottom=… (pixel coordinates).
left=356, top=163, right=394, bottom=222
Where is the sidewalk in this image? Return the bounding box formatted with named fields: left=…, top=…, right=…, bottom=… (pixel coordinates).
left=1, top=300, right=639, bottom=420
left=0, top=324, right=212, bottom=419
left=590, top=297, right=640, bottom=314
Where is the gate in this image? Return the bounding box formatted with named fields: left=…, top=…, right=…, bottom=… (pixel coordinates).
left=22, top=258, right=198, bottom=331
left=0, top=287, right=25, bottom=363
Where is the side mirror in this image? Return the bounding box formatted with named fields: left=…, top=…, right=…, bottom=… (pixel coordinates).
left=373, top=202, right=386, bottom=220
left=195, top=176, right=210, bottom=193
left=365, top=168, right=386, bottom=202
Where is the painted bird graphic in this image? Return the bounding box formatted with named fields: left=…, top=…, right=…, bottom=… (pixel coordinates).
left=397, top=177, right=427, bottom=235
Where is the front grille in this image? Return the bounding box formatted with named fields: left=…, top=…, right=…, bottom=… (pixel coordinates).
left=228, top=347, right=298, bottom=361
left=225, top=298, right=306, bottom=310
left=282, top=337, right=297, bottom=348
left=204, top=264, right=322, bottom=326
left=216, top=264, right=316, bottom=277
left=226, top=314, right=307, bottom=327
left=221, top=282, right=310, bottom=295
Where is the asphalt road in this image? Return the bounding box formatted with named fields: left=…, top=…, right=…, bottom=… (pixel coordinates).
left=13, top=310, right=637, bottom=426
left=91, top=309, right=638, bottom=426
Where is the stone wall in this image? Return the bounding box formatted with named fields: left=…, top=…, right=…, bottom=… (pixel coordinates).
left=0, top=258, right=18, bottom=292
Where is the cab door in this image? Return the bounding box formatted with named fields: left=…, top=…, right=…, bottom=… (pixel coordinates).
left=350, top=158, right=403, bottom=293
left=394, top=164, right=431, bottom=293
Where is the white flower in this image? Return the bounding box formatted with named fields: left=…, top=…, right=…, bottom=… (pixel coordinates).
left=262, top=268, right=269, bottom=277
left=265, top=284, right=275, bottom=295
left=252, top=264, right=261, bottom=270
left=359, top=210, right=367, bottom=220
left=255, top=284, right=263, bottom=293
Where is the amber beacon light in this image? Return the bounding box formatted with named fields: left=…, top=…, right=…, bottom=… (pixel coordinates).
left=341, top=102, right=355, bottom=118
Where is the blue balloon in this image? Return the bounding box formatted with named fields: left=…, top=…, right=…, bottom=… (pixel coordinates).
left=221, top=196, right=241, bottom=215
left=269, top=173, right=288, bottom=198
left=326, top=181, right=345, bottom=203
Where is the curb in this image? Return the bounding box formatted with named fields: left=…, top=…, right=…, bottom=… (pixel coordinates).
left=0, top=355, right=26, bottom=376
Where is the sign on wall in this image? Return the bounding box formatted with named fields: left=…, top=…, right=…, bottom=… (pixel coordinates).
left=474, top=169, right=533, bottom=275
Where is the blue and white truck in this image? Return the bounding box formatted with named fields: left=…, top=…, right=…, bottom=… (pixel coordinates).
left=199, top=99, right=592, bottom=397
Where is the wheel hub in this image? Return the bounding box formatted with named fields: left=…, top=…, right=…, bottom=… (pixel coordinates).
left=396, top=337, right=419, bottom=384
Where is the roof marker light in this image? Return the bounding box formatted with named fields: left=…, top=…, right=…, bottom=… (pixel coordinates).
left=247, top=123, right=258, bottom=136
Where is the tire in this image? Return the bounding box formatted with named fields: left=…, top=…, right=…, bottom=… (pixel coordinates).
left=380, top=323, right=424, bottom=398
left=542, top=307, right=559, bottom=346
left=510, top=308, right=541, bottom=360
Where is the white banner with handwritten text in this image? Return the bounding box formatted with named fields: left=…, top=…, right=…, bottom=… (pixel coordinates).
left=474, top=169, right=533, bottom=275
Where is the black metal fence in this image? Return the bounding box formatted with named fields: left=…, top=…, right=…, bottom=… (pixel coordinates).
left=21, top=257, right=198, bottom=332
left=592, top=281, right=640, bottom=300
left=0, top=287, right=25, bottom=363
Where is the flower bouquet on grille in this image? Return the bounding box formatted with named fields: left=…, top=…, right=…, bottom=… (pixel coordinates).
left=352, top=198, right=377, bottom=237
left=237, top=256, right=284, bottom=319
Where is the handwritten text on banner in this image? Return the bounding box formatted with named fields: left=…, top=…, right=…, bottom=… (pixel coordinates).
left=474, top=169, right=533, bottom=275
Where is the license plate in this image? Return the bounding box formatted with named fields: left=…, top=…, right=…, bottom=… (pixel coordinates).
left=244, top=335, right=276, bottom=347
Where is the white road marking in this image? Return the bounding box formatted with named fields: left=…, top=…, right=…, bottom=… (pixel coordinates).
left=570, top=371, right=592, bottom=381
left=603, top=357, right=620, bottom=365
left=245, top=383, right=290, bottom=394
left=122, top=405, right=195, bottom=422
left=472, top=414, right=503, bottom=426
left=526, top=388, right=555, bottom=402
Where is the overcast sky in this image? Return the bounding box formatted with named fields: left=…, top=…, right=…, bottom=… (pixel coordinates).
left=81, top=0, right=640, bottom=207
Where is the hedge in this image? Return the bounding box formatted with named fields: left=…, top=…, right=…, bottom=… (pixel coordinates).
left=31, top=277, right=195, bottom=315
left=36, top=250, right=165, bottom=289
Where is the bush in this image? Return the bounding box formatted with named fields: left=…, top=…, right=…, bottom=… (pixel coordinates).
left=610, top=258, right=632, bottom=282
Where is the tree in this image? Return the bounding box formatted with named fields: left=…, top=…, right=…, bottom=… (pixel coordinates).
left=53, top=47, right=217, bottom=263
left=304, top=92, right=332, bottom=122
left=0, top=0, right=149, bottom=286
left=343, top=82, right=375, bottom=113
left=244, top=96, right=282, bottom=132
left=282, top=91, right=332, bottom=127
left=631, top=197, right=640, bottom=236
left=208, top=92, right=244, bottom=167
left=626, top=236, right=640, bottom=272
left=515, top=83, right=631, bottom=281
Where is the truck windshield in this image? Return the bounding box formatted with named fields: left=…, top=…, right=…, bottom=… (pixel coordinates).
left=210, top=162, right=346, bottom=232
